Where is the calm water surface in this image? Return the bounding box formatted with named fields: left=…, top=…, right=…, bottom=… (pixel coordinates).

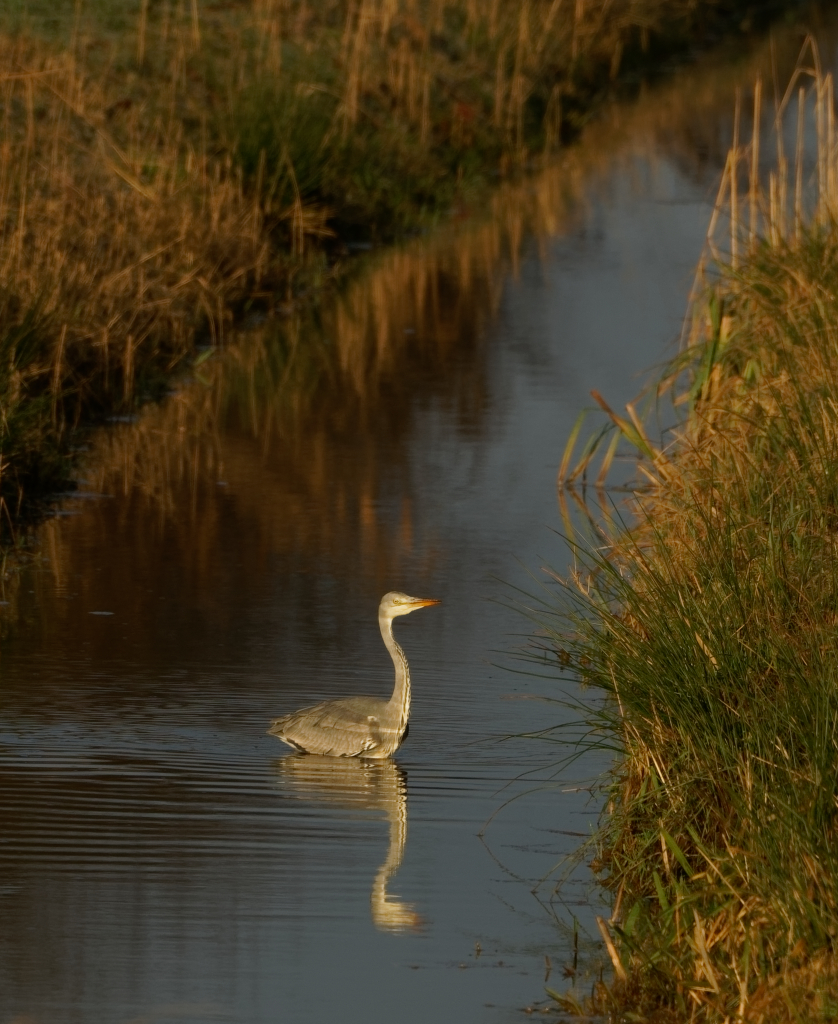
left=2, top=24, right=836, bottom=1024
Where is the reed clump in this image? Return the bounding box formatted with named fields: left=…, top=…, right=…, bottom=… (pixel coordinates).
left=0, top=0, right=808, bottom=522
left=544, top=55, right=838, bottom=1020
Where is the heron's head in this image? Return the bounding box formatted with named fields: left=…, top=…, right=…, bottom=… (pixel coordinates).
left=379, top=591, right=441, bottom=619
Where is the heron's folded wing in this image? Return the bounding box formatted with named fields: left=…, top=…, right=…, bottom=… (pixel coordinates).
left=270, top=696, right=392, bottom=755
left=306, top=697, right=385, bottom=730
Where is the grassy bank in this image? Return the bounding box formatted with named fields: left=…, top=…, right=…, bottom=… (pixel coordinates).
left=0, top=25, right=811, bottom=622
left=540, top=61, right=838, bottom=1021
left=0, top=0, right=814, bottom=525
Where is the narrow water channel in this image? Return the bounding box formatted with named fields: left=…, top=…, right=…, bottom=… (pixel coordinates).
left=2, top=21, right=836, bottom=1024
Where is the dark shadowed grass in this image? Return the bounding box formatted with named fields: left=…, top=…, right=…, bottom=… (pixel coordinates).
left=0, top=307, right=65, bottom=517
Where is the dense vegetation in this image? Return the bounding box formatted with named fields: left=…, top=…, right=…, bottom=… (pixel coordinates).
left=0, top=0, right=811, bottom=523
left=543, top=62, right=838, bottom=1021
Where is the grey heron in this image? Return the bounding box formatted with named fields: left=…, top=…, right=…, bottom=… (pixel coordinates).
left=268, top=591, right=440, bottom=758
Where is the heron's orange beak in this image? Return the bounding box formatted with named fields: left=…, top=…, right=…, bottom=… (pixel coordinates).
left=413, top=598, right=441, bottom=607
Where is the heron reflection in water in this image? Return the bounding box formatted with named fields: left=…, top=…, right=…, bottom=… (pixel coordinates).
left=275, top=755, right=421, bottom=931
left=268, top=592, right=440, bottom=757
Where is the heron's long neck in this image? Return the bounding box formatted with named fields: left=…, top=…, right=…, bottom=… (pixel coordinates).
left=380, top=614, right=410, bottom=732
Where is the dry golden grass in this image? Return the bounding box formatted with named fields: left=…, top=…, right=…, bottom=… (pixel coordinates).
left=0, top=26, right=276, bottom=515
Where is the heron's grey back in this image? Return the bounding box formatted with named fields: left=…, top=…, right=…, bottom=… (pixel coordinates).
left=268, top=695, right=402, bottom=757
